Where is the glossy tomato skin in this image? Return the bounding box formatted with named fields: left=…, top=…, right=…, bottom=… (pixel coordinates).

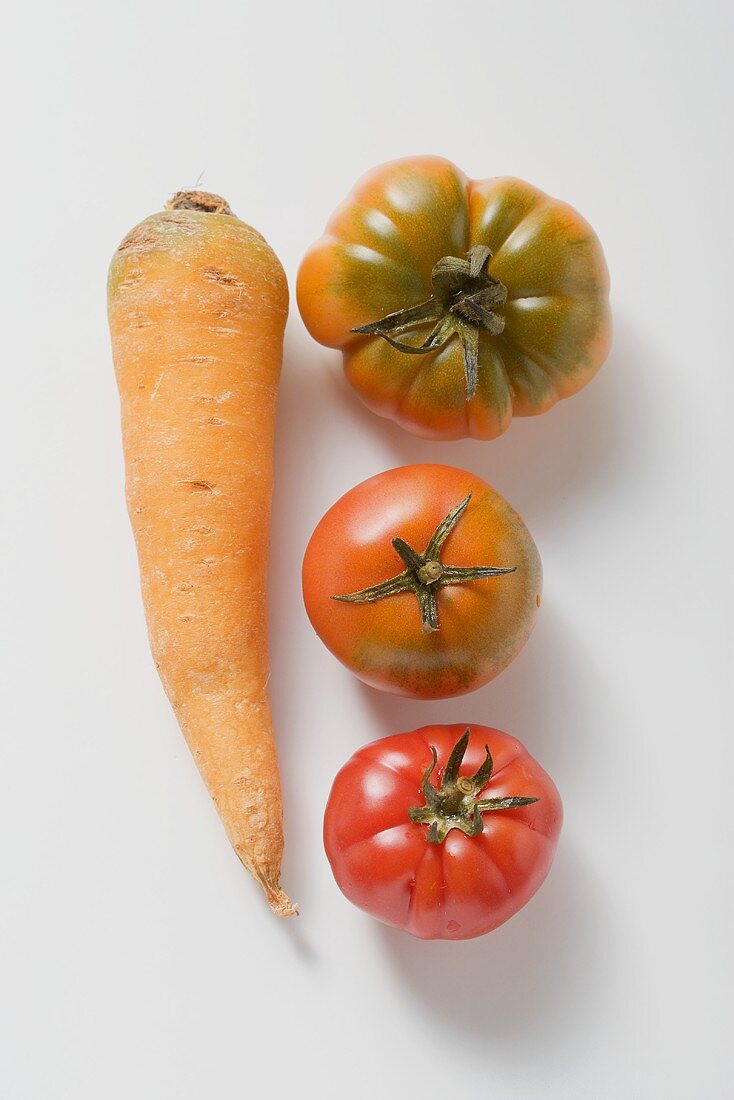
left=324, top=724, right=562, bottom=940
left=297, top=155, right=611, bottom=441
left=302, top=464, right=541, bottom=698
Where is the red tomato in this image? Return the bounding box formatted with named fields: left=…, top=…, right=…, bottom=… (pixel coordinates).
left=324, top=724, right=562, bottom=940
left=302, top=464, right=541, bottom=698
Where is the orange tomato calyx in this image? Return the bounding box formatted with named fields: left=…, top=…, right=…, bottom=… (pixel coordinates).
left=331, top=493, right=516, bottom=633
left=350, top=245, right=508, bottom=400
left=408, top=729, right=539, bottom=845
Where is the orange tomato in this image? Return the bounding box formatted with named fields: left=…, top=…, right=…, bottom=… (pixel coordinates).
left=297, top=156, right=611, bottom=440
left=302, top=465, right=541, bottom=698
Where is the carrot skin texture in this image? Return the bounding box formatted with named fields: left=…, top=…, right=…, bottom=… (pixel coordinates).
left=108, top=199, right=295, bottom=915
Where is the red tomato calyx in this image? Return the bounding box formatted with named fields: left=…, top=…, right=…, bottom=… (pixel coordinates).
left=351, top=245, right=508, bottom=400
left=408, top=728, right=539, bottom=844
left=331, top=493, right=516, bottom=633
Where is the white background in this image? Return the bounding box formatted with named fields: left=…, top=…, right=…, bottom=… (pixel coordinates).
left=1, top=2, right=731, bottom=1097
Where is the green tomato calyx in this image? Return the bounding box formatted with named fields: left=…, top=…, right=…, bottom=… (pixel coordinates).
left=408, top=729, right=539, bottom=844
left=351, top=245, right=508, bottom=400
left=331, top=493, right=515, bottom=633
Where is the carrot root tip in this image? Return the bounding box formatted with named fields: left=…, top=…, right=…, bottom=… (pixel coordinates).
left=241, top=854, right=299, bottom=918
left=266, top=885, right=300, bottom=919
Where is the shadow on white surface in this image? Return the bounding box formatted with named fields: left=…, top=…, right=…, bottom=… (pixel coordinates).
left=356, top=596, right=590, bottom=742
left=268, top=310, right=651, bottom=976
left=316, top=308, right=651, bottom=527
left=376, top=843, right=615, bottom=1049
left=270, top=912, right=321, bottom=965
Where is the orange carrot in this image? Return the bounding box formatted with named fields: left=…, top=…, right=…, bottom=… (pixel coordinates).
left=108, top=190, right=295, bottom=916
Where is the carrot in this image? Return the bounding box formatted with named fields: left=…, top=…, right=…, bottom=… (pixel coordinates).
left=108, top=190, right=295, bottom=916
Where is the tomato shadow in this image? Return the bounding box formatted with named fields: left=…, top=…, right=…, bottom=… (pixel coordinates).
left=268, top=311, right=648, bottom=969
left=353, top=592, right=619, bottom=782
left=375, top=841, right=620, bottom=1053
left=315, top=308, right=652, bottom=530
left=353, top=600, right=624, bottom=1046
